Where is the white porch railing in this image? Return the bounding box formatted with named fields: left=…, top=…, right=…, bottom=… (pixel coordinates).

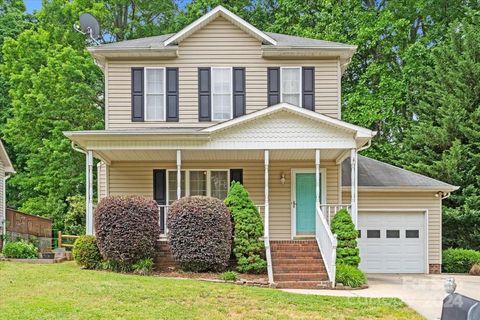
left=158, top=205, right=169, bottom=237
left=319, top=204, right=352, bottom=225
left=315, top=205, right=338, bottom=286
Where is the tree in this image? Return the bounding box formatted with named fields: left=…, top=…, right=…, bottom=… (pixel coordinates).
left=400, top=14, right=480, bottom=250
left=330, top=209, right=360, bottom=267
left=224, top=182, right=266, bottom=273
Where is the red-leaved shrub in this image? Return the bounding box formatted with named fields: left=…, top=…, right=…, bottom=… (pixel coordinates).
left=168, top=196, right=232, bottom=272
left=95, top=196, right=159, bottom=268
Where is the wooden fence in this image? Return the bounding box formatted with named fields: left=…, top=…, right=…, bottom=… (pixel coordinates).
left=57, top=231, right=79, bottom=249
left=2, top=208, right=52, bottom=252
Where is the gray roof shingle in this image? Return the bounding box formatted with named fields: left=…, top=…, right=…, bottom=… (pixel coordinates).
left=91, top=31, right=355, bottom=51
left=342, top=155, right=458, bottom=191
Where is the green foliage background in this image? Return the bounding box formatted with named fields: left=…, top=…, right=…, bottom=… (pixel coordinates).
left=0, top=0, right=479, bottom=247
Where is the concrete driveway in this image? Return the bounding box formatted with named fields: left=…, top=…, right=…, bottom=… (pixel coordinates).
left=282, top=274, right=480, bottom=319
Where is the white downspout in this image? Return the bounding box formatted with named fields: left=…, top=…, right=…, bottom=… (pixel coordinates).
left=2, top=174, right=11, bottom=248
left=264, top=150, right=274, bottom=284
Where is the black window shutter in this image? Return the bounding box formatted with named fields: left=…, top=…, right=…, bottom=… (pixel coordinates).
left=230, top=169, right=243, bottom=185
left=302, top=66, right=315, bottom=111
left=232, top=67, right=246, bottom=118
left=131, top=67, right=144, bottom=121
left=267, top=67, right=280, bottom=106
left=166, top=67, right=179, bottom=122
left=153, top=170, right=166, bottom=205
left=198, top=67, right=211, bottom=121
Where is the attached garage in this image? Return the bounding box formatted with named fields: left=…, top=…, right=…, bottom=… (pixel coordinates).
left=342, top=155, right=459, bottom=274
left=357, top=211, right=426, bottom=273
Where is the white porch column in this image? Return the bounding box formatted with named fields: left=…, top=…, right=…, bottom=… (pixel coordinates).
left=350, top=149, right=358, bottom=227
left=264, top=150, right=273, bottom=284
left=315, top=149, right=321, bottom=208
left=176, top=150, right=181, bottom=200
left=86, top=150, right=94, bottom=235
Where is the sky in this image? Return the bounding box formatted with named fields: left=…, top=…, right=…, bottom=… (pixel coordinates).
left=25, top=0, right=191, bottom=13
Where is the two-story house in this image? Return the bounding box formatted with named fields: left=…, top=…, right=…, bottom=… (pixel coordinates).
left=65, top=6, right=458, bottom=288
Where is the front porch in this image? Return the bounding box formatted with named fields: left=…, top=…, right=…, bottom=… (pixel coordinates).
left=64, top=103, right=375, bottom=286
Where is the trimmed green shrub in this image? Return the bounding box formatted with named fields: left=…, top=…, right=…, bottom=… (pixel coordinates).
left=133, top=258, right=155, bottom=275
left=72, top=235, right=102, bottom=269
left=220, top=271, right=237, bottom=281
left=336, top=264, right=366, bottom=288
left=2, top=240, right=38, bottom=259
left=330, top=209, right=360, bottom=267
left=442, top=248, right=480, bottom=273
left=168, top=196, right=232, bottom=272
left=95, top=196, right=160, bottom=270
left=224, top=182, right=266, bottom=273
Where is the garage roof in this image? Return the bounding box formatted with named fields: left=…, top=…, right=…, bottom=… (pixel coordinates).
left=342, top=155, right=458, bottom=192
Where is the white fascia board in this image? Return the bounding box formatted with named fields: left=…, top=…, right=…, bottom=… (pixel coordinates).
left=341, top=186, right=460, bottom=192
left=164, top=6, right=277, bottom=46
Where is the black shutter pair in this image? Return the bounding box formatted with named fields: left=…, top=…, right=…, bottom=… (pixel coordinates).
left=131, top=67, right=179, bottom=122
left=198, top=67, right=246, bottom=121
left=267, top=67, right=315, bottom=111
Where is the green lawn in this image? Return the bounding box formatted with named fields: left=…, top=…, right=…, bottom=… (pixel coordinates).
left=0, top=261, right=422, bottom=320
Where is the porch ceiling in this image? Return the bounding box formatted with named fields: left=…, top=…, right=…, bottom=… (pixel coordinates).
left=94, top=149, right=346, bottom=162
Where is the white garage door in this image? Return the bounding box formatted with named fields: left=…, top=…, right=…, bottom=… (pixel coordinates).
left=357, top=211, right=426, bottom=273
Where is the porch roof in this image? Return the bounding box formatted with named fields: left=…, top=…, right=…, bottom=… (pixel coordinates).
left=342, top=155, right=459, bottom=192
left=64, top=104, right=375, bottom=163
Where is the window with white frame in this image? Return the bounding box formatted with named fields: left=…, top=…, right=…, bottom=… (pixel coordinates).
left=281, top=67, right=301, bottom=107
left=145, top=68, right=166, bottom=121
left=167, top=170, right=186, bottom=204
left=211, top=67, right=232, bottom=121
left=166, top=169, right=230, bottom=204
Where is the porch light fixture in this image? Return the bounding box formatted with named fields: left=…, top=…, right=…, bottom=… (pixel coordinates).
left=280, top=172, right=286, bottom=185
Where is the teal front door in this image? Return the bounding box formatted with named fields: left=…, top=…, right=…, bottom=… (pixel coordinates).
left=295, top=173, right=318, bottom=235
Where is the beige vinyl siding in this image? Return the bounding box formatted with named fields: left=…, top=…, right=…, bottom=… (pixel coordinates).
left=106, top=17, right=340, bottom=129
left=105, top=160, right=339, bottom=240
left=343, top=190, right=442, bottom=265
left=97, top=162, right=108, bottom=200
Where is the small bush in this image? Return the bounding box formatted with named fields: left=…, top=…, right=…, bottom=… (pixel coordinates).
left=224, top=182, right=266, bottom=273
left=330, top=209, right=360, bottom=267
left=95, top=196, right=160, bottom=269
left=168, top=196, right=232, bottom=272
left=2, top=240, right=38, bottom=259
left=443, top=248, right=480, bottom=273
left=220, top=271, right=237, bottom=282
left=336, top=264, right=366, bottom=288
left=133, top=258, right=155, bottom=275
left=470, top=264, right=480, bottom=276
left=72, top=235, right=102, bottom=269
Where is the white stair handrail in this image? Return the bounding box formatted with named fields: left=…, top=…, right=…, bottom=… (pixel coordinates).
left=315, top=205, right=338, bottom=286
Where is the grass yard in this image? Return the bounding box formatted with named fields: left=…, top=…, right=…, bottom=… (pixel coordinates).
left=0, top=261, right=422, bottom=320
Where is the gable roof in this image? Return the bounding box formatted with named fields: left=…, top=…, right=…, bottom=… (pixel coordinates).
left=0, top=139, right=14, bottom=173
left=201, top=103, right=375, bottom=139
left=342, top=155, right=458, bottom=192
left=164, top=6, right=277, bottom=46
left=88, top=6, right=357, bottom=67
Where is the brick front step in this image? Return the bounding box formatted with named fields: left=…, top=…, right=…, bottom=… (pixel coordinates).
left=274, top=272, right=328, bottom=282
left=273, top=265, right=326, bottom=273
left=275, top=281, right=331, bottom=289
left=271, top=252, right=322, bottom=259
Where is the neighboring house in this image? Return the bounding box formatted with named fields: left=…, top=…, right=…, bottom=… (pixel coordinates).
left=64, top=6, right=458, bottom=288
left=0, top=139, right=15, bottom=250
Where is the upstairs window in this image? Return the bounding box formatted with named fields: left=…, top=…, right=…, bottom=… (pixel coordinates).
left=145, top=68, right=165, bottom=121
left=281, top=67, right=301, bottom=107
left=211, top=67, right=233, bottom=121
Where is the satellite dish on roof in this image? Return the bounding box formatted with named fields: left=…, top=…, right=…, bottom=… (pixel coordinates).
left=74, top=13, right=101, bottom=45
